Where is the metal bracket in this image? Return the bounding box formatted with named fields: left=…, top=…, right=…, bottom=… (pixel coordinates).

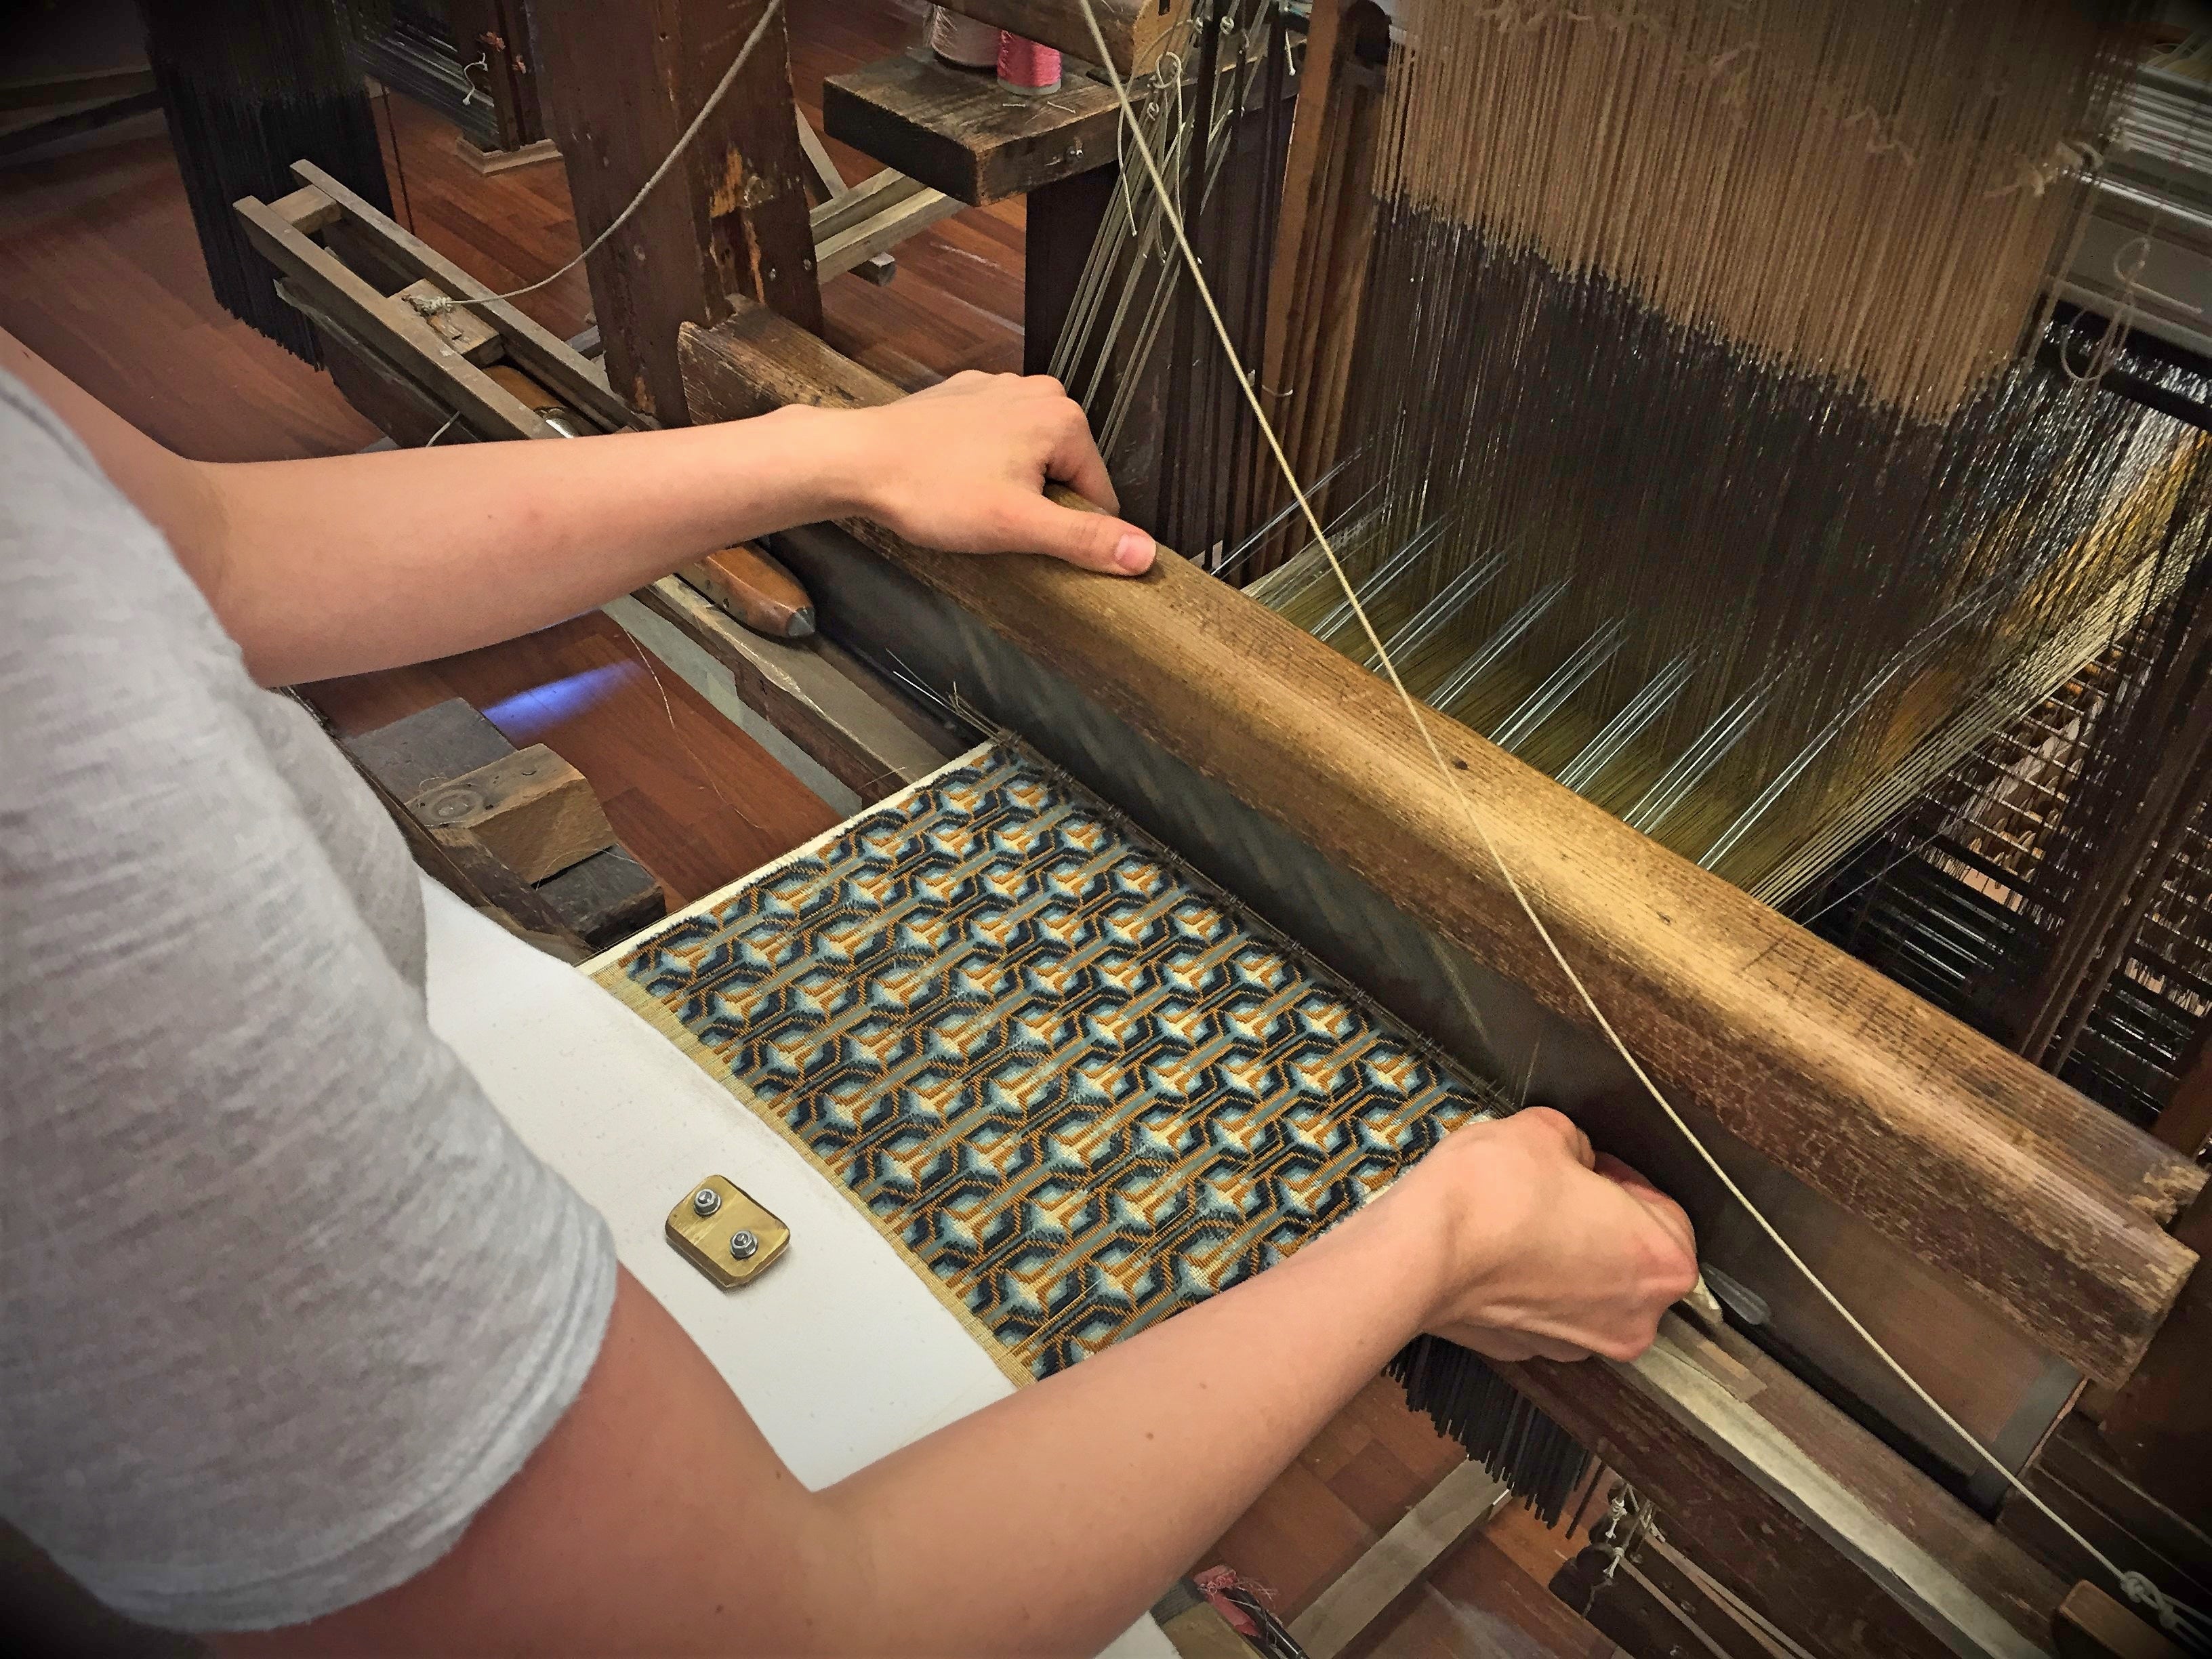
left=665, top=1175, right=790, bottom=1289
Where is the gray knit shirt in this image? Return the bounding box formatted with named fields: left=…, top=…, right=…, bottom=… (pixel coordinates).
left=0, top=372, right=617, bottom=1631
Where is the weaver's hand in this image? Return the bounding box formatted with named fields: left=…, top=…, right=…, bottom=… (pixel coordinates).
left=1377, top=1108, right=1698, bottom=1364
left=807, top=370, right=1157, bottom=575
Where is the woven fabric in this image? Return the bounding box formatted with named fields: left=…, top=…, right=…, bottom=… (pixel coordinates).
left=595, top=743, right=1500, bottom=1382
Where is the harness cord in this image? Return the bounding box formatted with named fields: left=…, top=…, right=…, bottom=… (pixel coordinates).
left=1073, top=1, right=2205, bottom=1643
left=404, top=1, right=785, bottom=321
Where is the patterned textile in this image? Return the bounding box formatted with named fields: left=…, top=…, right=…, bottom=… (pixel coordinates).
left=594, top=743, right=1501, bottom=1383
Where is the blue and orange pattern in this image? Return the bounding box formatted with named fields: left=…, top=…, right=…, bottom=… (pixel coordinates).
left=598, top=745, right=1500, bottom=1380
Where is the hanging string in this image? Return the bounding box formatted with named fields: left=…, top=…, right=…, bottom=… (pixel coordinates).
left=1072, top=1, right=2206, bottom=1643
left=404, top=0, right=785, bottom=320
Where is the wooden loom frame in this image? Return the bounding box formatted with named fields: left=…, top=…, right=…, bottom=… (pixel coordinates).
left=229, top=1, right=2209, bottom=1654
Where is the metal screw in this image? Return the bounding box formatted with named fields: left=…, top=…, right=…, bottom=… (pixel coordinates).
left=691, top=1187, right=722, bottom=1217
left=728, top=1229, right=759, bottom=1261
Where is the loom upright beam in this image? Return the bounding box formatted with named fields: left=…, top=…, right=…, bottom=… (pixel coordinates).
left=531, top=0, right=821, bottom=422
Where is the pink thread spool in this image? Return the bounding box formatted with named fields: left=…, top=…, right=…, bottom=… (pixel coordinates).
left=927, top=7, right=1000, bottom=69
left=996, top=31, right=1062, bottom=96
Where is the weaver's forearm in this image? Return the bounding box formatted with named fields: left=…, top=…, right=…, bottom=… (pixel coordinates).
left=202, top=411, right=851, bottom=684
left=802, top=1195, right=1446, bottom=1656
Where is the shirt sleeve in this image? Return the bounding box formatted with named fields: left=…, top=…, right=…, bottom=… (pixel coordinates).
left=0, top=388, right=617, bottom=1631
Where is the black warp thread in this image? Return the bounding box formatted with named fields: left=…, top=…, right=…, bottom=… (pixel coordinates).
left=140, top=0, right=394, bottom=361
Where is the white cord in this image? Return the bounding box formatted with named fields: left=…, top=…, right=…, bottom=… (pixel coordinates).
left=1073, top=1, right=2207, bottom=1643
left=406, top=0, right=786, bottom=320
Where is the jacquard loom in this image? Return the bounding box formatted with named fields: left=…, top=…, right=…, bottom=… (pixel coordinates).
left=226, top=1, right=2212, bottom=1654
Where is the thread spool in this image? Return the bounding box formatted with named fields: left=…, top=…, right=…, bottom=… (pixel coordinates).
left=928, top=7, right=1000, bottom=69
left=996, top=31, right=1063, bottom=96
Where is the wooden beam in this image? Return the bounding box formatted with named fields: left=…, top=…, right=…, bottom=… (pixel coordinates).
left=814, top=186, right=963, bottom=281
left=676, top=298, right=2205, bottom=1388
left=409, top=745, right=617, bottom=885
left=634, top=573, right=954, bottom=801
left=810, top=167, right=930, bottom=240
left=283, top=161, right=638, bottom=435
left=2093, top=1188, right=2212, bottom=1525
left=1025, top=167, right=1119, bottom=375
left=1287, top=1462, right=1507, bottom=1659
left=0, top=66, right=157, bottom=112
left=1496, top=1338, right=2072, bottom=1659
left=794, top=108, right=848, bottom=199
left=235, top=197, right=561, bottom=443
left=531, top=0, right=820, bottom=422
left=2054, top=1582, right=2188, bottom=1659
left=823, top=52, right=1120, bottom=206
left=929, top=1, right=1191, bottom=77
left=269, top=183, right=342, bottom=236
left=2152, top=1023, right=2212, bottom=1160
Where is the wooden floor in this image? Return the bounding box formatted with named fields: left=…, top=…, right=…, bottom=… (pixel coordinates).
left=0, top=3, right=1617, bottom=1650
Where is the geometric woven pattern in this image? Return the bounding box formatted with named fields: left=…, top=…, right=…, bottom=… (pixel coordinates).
left=596, top=743, right=1501, bottom=1382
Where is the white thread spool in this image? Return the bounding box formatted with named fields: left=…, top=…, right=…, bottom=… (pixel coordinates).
left=928, top=7, right=1001, bottom=69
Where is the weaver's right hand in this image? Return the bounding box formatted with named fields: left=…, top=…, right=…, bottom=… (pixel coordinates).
left=1376, top=1107, right=1699, bottom=1364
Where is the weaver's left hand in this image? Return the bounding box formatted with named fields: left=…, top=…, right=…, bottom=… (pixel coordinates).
left=806, top=370, right=1158, bottom=576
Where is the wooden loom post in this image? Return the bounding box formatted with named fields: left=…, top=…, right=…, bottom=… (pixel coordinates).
left=678, top=295, right=2204, bottom=1391
left=445, top=0, right=549, bottom=156
left=1248, top=0, right=1390, bottom=580
left=529, top=0, right=820, bottom=423
left=2090, top=1187, right=2212, bottom=1528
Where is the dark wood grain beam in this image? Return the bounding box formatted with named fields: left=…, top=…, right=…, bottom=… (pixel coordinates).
left=532, top=0, right=820, bottom=422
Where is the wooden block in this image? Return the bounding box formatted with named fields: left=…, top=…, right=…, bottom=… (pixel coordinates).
left=2054, top=1582, right=2186, bottom=1659
left=341, top=697, right=512, bottom=799
left=537, top=846, right=665, bottom=951
left=682, top=543, right=816, bottom=640
left=270, top=182, right=342, bottom=235
left=394, top=279, right=506, bottom=367
left=409, top=745, right=616, bottom=884
left=289, top=287, right=483, bottom=449
left=337, top=702, right=583, bottom=949
left=823, top=52, right=1120, bottom=206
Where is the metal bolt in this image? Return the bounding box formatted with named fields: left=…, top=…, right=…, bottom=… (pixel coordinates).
left=691, top=1187, right=722, bottom=1217
left=728, top=1229, right=759, bottom=1261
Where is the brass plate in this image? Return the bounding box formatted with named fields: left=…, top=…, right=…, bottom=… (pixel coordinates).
left=665, top=1175, right=790, bottom=1289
